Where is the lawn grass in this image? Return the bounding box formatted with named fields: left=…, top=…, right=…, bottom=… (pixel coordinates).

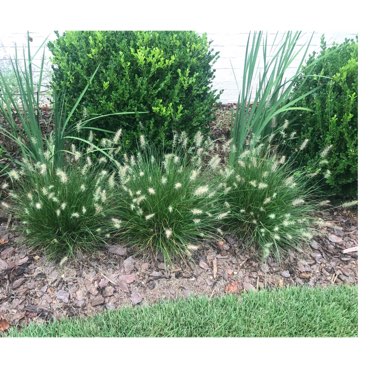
left=7, top=285, right=357, bottom=337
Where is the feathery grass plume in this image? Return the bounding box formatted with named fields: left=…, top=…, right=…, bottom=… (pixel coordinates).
left=222, top=145, right=317, bottom=261
left=8, top=157, right=114, bottom=261
left=299, top=138, right=309, bottom=151
left=111, top=136, right=225, bottom=263
left=320, top=145, right=333, bottom=158
left=341, top=200, right=358, bottom=208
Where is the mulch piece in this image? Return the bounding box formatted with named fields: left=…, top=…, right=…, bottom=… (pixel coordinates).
left=0, top=207, right=358, bottom=331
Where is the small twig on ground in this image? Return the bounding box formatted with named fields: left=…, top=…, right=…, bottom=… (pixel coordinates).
left=342, top=246, right=358, bottom=254
left=212, top=258, right=217, bottom=279
left=239, top=258, right=249, bottom=268
left=100, top=272, right=117, bottom=286
left=6, top=214, right=12, bottom=229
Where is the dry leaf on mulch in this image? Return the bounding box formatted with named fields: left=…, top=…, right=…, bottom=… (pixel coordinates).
left=225, top=281, right=240, bottom=294
left=0, top=318, right=10, bottom=332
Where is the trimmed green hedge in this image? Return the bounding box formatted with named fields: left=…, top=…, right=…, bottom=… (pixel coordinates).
left=48, top=31, right=221, bottom=150
left=284, top=36, right=358, bottom=199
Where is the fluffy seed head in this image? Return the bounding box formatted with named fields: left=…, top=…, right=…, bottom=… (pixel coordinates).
left=174, top=182, right=182, bottom=190
left=165, top=229, right=172, bottom=239
left=216, top=211, right=230, bottom=220
left=9, top=169, right=20, bottom=180
left=194, top=185, right=208, bottom=196
left=341, top=200, right=358, bottom=208
left=113, top=129, right=122, bottom=144
left=112, top=218, right=122, bottom=229
left=108, top=173, right=115, bottom=189
left=56, top=169, right=68, bottom=184
left=145, top=213, right=155, bottom=220
left=190, top=170, right=198, bottom=181
left=320, top=145, right=333, bottom=158
left=299, top=139, right=309, bottom=151
left=284, top=176, right=294, bottom=186
left=209, top=156, right=221, bottom=170
left=292, top=199, right=305, bottom=206
left=39, top=163, right=47, bottom=175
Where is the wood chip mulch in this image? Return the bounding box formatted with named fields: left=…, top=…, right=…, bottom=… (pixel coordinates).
left=0, top=207, right=357, bottom=331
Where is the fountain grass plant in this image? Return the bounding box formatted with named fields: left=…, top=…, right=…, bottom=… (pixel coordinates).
left=3, top=142, right=119, bottom=261
left=222, top=31, right=333, bottom=260
left=111, top=131, right=227, bottom=262
left=221, top=134, right=319, bottom=260
left=0, top=33, right=140, bottom=261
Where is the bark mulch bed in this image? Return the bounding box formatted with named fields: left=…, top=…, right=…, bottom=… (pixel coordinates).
left=0, top=207, right=357, bottom=330
left=0, top=104, right=358, bottom=332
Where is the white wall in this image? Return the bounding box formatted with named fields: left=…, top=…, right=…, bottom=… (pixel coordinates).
left=0, top=31, right=357, bottom=104
left=205, top=31, right=357, bottom=103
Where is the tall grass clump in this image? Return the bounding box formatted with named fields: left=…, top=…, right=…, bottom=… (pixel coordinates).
left=0, top=33, right=136, bottom=169
left=111, top=132, right=226, bottom=262
left=222, top=134, right=318, bottom=260
left=224, top=31, right=324, bottom=260
left=5, top=146, right=117, bottom=261
left=0, top=34, right=140, bottom=261
left=230, top=31, right=314, bottom=164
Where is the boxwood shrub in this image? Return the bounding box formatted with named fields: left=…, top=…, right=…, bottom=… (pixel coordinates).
left=48, top=31, right=221, bottom=150
left=282, top=36, right=358, bottom=199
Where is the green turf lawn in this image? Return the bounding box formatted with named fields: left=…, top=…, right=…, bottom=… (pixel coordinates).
left=6, top=285, right=357, bottom=337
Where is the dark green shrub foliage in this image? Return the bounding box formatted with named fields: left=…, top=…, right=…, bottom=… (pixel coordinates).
left=283, top=36, right=358, bottom=198
left=48, top=31, right=220, bottom=150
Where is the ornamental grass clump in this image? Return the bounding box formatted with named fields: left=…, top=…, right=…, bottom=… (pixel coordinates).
left=5, top=151, right=116, bottom=261
left=222, top=138, right=317, bottom=261
left=111, top=132, right=226, bottom=262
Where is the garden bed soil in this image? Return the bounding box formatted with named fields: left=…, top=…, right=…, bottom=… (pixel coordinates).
left=0, top=207, right=357, bottom=330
